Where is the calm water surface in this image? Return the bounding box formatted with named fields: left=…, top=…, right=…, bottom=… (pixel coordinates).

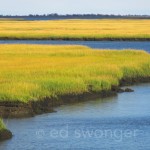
left=0, top=40, right=150, bottom=52
left=0, top=83, right=150, bottom=150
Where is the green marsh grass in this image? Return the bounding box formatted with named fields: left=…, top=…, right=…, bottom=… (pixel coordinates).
left=0, top=119, right=6, bottom=130
left=0, top=45, right=150, bottom=103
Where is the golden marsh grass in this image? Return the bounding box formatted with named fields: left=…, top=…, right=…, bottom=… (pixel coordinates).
left=0, top=44, right=150, bottom=103
left=0, top=19, right=150, bottom=40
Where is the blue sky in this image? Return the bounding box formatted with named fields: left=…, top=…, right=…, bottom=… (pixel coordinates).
left=0, top=0, right=150, bottom=15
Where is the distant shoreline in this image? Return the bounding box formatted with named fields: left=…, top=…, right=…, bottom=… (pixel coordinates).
left=0, top=14, right=150, bottom=21
left=0, top=37, right=150, bottom=41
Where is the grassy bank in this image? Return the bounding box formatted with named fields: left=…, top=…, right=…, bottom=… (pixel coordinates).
left=0, top=19, right=150, bottom=40
left=0, top=44, right=150, bottom=104
left=0, top=118, right=12, bottom=141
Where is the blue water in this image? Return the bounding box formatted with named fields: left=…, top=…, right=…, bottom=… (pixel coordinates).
left=0, top=83, right=150, bottom=150
left=0, top=40, right=150, bottom=52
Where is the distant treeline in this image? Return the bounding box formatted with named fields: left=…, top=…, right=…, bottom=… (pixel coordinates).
left=0, top=14, right=150, bottom=20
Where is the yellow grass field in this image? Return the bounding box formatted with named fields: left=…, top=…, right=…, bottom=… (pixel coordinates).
left=0, top=19, right=150, bottom=40
left=0, top=44, right=150, bottom=103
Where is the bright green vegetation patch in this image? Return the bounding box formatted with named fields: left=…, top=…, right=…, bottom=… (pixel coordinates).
left=0, top=44, right=150, bottom=103
left=0, top=119, right=6, bottom=130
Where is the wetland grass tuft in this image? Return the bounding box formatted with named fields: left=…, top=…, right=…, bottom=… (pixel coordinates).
left=0, top=119, right=6, bottom=130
